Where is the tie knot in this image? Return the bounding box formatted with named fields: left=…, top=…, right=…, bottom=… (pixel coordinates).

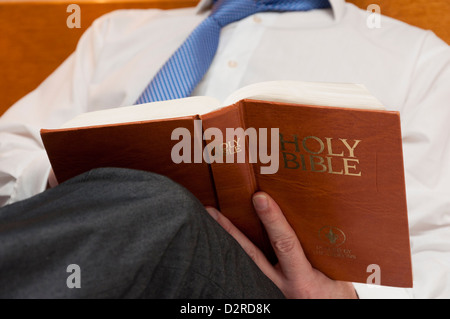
left=210, top=0, right=259, bottom=27
left=210, top=0, right=331, bottom=27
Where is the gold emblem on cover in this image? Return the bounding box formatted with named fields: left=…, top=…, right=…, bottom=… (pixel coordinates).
left=318, top=226, right=346, bottom=247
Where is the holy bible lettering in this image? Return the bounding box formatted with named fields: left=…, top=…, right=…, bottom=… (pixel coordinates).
left=280, top=133, right=362, bottom=176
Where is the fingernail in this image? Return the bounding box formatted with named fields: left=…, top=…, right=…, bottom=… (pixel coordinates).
left=205, top=206, right=219, bottom=220
left=252, top=194, right=268, bottom=210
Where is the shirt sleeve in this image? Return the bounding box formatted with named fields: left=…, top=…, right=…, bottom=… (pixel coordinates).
left=0, top=15, right=109, bottom=207
left=353, top=32, right=450, bottom=299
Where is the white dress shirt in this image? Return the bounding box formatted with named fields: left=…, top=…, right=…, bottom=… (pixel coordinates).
left=1, top=0, right=449, bottom=299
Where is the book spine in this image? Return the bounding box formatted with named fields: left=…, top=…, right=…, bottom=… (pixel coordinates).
left=200, top=103, right=274, bottom=261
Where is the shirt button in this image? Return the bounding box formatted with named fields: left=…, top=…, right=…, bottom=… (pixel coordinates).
left=228, top=60, right=238, bottom=68
left=253, top=15, right=262, bottom=23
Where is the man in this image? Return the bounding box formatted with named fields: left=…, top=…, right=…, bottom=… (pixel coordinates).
left=0, top=0, right=449, bottom=298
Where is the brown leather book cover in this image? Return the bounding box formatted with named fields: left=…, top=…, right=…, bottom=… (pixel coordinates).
left=40, top=98, right=412, bottom=288
left=200, top=103, right=276, bottom=263
left=41, top=117, right=217, bottom=207
left=240, top=99, right=411, bottom=287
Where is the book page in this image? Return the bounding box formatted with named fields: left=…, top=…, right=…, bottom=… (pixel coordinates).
left=60, top=96, right=222, bottom=129
left=59, top=81, right=385, bottom=129
left=222, top=81, right=386, bottom=110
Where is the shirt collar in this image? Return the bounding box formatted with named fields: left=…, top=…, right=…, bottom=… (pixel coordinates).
left=195, top=0, right=346, bottom=21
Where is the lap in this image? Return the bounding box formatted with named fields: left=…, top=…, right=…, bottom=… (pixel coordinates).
left=0, top=168, right=284, bottom=299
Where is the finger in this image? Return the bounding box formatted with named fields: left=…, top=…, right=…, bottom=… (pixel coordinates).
left=205, top=206, right=277, bottom=280
left=252, top=192, right=314, bottom=280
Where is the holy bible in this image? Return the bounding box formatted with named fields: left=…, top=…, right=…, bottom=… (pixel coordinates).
left=40, top=81, right=413, bottom=287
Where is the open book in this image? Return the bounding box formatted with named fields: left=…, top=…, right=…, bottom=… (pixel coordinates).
left=41, top=81, right=412, bottom=287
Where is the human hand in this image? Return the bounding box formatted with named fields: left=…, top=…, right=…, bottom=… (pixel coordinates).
left=48, top=168, right=59, bottom=188
left=205, top=192, right=357, bottom=299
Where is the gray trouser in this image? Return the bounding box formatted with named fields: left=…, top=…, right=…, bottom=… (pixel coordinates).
left=0, top=168, right=284, bottom=299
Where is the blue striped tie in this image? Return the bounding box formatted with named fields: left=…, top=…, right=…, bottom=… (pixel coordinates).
left=136, top=0, right=331, bottom=104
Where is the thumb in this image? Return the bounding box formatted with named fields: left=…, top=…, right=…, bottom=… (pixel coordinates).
left=252, top=192, right=314, bottom=280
